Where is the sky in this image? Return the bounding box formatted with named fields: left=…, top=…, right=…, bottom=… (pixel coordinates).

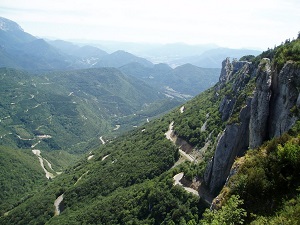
left=0, top=0, right=299, bottom=50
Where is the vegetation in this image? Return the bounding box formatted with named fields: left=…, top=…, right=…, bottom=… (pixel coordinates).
left=0, top=117, right=183, bottom=224
left=213, top=121, right=300, bottom=224
left=273, top=37, right=300, bottom=72
left=0, top=67, right=179, bottom=153
left=201, top=195, right=246, bottom=225
left=120, top=62, right=221, bottom=97
left=0, top=146, right=46, bottom=215
left=48, top=170, right=203, bottom=225
left=251, top=35, right=300, bottom=72
left=173, top=88, right=223, bottom=148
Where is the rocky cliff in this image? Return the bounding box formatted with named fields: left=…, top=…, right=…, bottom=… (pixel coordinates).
left=204, top=57, right=300, bottom=196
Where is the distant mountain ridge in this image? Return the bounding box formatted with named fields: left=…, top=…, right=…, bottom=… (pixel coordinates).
left=48, top=39, right=108, bottom=59
left=0, top=17, right=24, bottom=32
left=0, top=17, right=154, bottom=71
left=0, top=16, right=260, bottom=73
left=94, top=50, right=154, bottom=68
left=0, top=17, right=73, bottom=70
left=120, top=62, right=221, bottom=97
left=170, top=47, right=261, bottom=68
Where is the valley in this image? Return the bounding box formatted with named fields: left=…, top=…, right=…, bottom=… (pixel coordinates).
left=0, top=16, right=300, bottom=225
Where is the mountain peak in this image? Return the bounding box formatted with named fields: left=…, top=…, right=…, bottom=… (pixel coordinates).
left=0, top=17, right=23, bottom=32
left=112, top=50, right=131, bottom=55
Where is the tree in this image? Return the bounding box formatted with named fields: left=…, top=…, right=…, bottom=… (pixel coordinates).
left=201, top=195, right=246, bottom=225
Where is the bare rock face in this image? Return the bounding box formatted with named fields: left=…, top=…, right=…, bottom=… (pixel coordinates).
left=204, top=99, right=251, bottom=195
left=249, top=58, right=272, bottom=149
left=249, top=60, right=300, bottom=149
left=219, top=96, right=236, bottom=121
left=218, top=58, right=250, bottom=89
left=218, top=58, right=233, bottom=85
left=204, top=58, right=300, bottom=196
left=269, top=62, right=300, bottom=137
left=218, top=59, right=251, bottom=121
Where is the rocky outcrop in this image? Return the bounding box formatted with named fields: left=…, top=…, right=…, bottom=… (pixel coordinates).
left=219, top=97, right=236, bottom=121
left=204, top=58, right=300, bottom=196
left=249, top=58, right=272, bottom=149
left=269, top=62, right=300, bottom=137
left=204, top=98, right=251, bottom=195
left=218, top=58, right=252, bottom=121
left=218, top=58, right=249, bottom=86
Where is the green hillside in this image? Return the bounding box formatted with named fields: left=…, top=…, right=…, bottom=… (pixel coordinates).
left=0, top=146, right=45, bottom=215
left=120, top=62, right=221, bottom=97
left=0, top=67, right=180, bottom=154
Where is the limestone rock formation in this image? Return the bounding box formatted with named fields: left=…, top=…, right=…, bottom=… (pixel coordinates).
left=204, top=98, right=251, bottom=195
left=249, top=58, right=272, bottom=149
left=204, top=58, right=300, bottom=196
left=269, top=62, right=300, bottom=137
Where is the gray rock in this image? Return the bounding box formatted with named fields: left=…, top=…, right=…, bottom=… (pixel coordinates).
left=204, top=59, right=300, bottom=196
left=219, top=96, right=236, bottom=121
left=218, top=59, right=251, bottom=121
left=249, top=58, right=272, bottom=149
left=218, top=58, right=233, bottom=85
left=204, top=99, right=251, bottom=195
left=269, top=62, right=300, bottom=137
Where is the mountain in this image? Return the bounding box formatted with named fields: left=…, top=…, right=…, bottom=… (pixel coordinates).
left=140, top=42, right=219, bottom=63
left=0, top=17, right=76, bottom=71
left=47, top=40, right=108, bottom=66
left=120, top=62, right=221, bottom=97
left=0, top=67, right=181, bottom=154
left=100, top=42, right=259, bottom=68
left=1, top=37, right=299, bottom=224
left=94, top=50, right=154, bottom=68
left=0, top=17, right=157, bottom=71
left=0, top=17, right=35, bottom=46
left=172, top=47, right=261, bottom=68
left=171, top=63, right=220, bottom=96
left=0, top=46, right=19, bottom=68
left=0, top=18, right=155, bottom=71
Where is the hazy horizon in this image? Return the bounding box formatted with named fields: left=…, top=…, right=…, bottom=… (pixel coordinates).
left=1, top=0, right=299, bottom=50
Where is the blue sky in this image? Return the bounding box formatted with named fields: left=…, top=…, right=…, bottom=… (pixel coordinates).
left=0, top=0, right=299, bottom=49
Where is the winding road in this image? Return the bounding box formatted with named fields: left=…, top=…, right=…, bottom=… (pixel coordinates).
left=99, top=136, right=106, bottom=145
left=173, top=172, right=199, bottom=196
left=54, top=194, right=64, bottom=216
left=32, top=149, right=58, bottom=179
left=165, top=121, right=195, bottom=162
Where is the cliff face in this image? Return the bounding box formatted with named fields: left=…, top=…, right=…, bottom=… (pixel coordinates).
left=249, top=58, right=272, bottom=149
left=204, top=58, right=300, bottom=196
left=269, top=62, right=300, bottom=137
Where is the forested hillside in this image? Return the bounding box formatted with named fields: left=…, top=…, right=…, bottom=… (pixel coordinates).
left=1, top=36, right=299, bottom=224
left=120, top=62, right=220, bottom=97
left=0, top=67, right=181, bottom=153
left=0, top=146, right=45, bottom=215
